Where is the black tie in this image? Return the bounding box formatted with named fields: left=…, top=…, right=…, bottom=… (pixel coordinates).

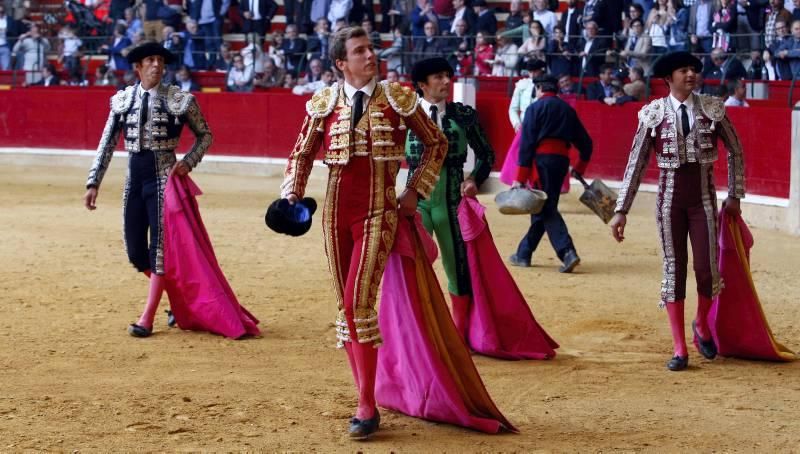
left=679, top=104, right=690, bottom=137
left=351, top=91, right=364, bottom=129
left=429, top=104, right=438, bottom=127
left=140, top=91, right=150, bottom=126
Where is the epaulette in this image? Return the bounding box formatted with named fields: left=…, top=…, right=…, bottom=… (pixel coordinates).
left=697, top=94, right=726, bottom=122
left=448, top=102, right=477, bottom=127
left=165, top=85, right=194, bottom=115
left=638, top=97, right=666, bottom=130
left=110, top=85, right=135, bottom=114
left=382, top=80, right=418, bottom=117
left=305, top=82, right=338, bottom=118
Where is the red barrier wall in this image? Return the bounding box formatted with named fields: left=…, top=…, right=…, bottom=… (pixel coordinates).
left=0, top=88, right=791, bottom=199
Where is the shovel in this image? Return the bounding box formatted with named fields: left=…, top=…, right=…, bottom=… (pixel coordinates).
left=570, top=170, right=618, bottom=224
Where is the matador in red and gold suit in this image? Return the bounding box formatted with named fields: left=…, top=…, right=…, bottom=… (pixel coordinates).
left=280, top=77, right=447, bottom=399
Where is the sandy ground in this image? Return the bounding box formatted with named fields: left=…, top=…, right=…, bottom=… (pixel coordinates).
left=1, top=160, right=800, bottom=453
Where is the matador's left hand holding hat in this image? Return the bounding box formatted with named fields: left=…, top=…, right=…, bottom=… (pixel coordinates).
left=265, top=197, right=318, bottom=237
left=126, top=41, right=177, bottom=65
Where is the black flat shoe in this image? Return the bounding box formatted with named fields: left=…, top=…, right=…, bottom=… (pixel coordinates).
left=128, top=323, right=152, bottom=338
left=349, top=409, right=380, bottom=440
left=509, top=253, right=531, bottom=267
left=692, top=320, right=718, bottom=360
left=166, top=310, right=176, bottom=328
left=559, top=250, right=580, bottom=273
left=666, top=355, right=689, bottom=371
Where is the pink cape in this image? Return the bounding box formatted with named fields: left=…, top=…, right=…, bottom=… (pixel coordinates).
left=458, top=197, right=559, bottom=360
left=498, top=129, right=567, bottom=192
left=162, top=174, right=260, bottom=339
left=376, top=216, right=517, bottom=434
left=709, top=211, right=794, bottom=361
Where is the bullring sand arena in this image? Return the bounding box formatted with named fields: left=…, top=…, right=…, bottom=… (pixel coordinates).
left=2, top=158, right=800, bottom=452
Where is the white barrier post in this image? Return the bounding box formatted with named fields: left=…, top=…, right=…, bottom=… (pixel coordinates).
left=790, top=104, right=800, bottom=235
left=453, top=81, right=477, bottom=173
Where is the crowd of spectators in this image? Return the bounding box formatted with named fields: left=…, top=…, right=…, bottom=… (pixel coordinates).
left=2, top=0, right=800, bottom=99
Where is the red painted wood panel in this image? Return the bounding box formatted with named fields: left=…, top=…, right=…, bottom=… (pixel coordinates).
left=0, top=88, right=791, bottom=198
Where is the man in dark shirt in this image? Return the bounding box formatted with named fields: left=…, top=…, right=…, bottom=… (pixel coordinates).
left=509, top=75, right=593, bottom=273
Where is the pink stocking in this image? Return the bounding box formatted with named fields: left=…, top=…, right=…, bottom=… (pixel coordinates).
left=666, top=300, right=688, bottom=357
left=695, top=295, right=713, bottom=340
left=136, top=274, right=165, bottom=329
left=343, top=342, right=360, bottom=391
left=449, top=293, right=471, bottom=343
left=351, top=340, right=378, bottom=420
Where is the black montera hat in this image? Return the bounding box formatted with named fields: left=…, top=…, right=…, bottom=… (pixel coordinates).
left=411, top=57, right=454, bottom=85
left=651, top=51, right=703, bottom=78
left=265, top=197, right=318, bottom=237
left=126, top=41, right=176, bottom=65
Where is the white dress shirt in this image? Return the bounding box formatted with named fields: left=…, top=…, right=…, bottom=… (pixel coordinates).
left=669, top=93, right=695, bottom=131
left=343, top=77, right=377, bottom=108
left=419, top=97, right=446, bottom=130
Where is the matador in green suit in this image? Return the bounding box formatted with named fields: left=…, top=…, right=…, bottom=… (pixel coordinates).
left=406, top=57, right=495, bottom=341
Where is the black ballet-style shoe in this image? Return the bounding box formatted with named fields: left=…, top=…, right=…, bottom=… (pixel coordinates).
left=127, top=323, right=153, bottom=338
left=666, top=355, right=689, bottom=371
left=348, top=409, right=380, bottom=440
left=166, top=310, right=176, bottom=328
left=692, top=320, right=718, bottom=360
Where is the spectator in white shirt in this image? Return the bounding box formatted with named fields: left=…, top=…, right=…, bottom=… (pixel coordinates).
left=531, top=0, right=557, bottom=35
left=227, top=54, right=255, bottom=92
left=723, top=78, right=749, bottom=107
left=292, top=67, right=334, bottom=94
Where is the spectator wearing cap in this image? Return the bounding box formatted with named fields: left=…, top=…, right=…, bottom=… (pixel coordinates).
left=473, top=0, right=497, bottom=36
left=585, top=63, right=615, bottom=101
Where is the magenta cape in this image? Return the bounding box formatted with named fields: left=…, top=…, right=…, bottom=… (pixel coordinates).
left=376, top=216, right=517, bottom=434
left=162, top=174, right=260, bottom=339
left=709, top=211, right=794, bottom=361
left=458, top=197, right=559, bottom=360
